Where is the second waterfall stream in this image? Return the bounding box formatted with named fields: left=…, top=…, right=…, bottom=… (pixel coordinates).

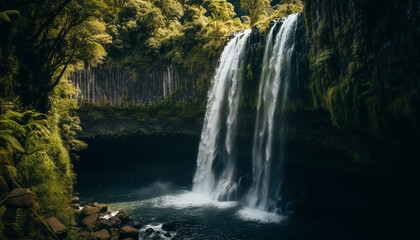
left=193, top=13, right=299, bottom=217
left=245, top=13, right=299, bottom=213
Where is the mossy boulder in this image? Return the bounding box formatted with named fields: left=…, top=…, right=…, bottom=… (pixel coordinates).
left=116, top=210, right=130, bottom=223
left=4, top=188, right=34, bottom=208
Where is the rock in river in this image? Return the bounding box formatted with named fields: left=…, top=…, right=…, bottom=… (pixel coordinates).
left=120, top=226, right=139, bottom=239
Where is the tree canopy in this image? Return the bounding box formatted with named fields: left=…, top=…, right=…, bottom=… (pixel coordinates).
left=240, top=0, right=271, bottom=25
left=0, top=0, right=303, bottom=111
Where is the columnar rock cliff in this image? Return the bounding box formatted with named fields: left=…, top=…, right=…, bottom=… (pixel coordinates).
left=70, top=64, right=208, bottom=106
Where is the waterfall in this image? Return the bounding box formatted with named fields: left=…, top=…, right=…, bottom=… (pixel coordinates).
left=192, top=30, right=251, bottom=201
left=245, top=13, right=299, bottom=212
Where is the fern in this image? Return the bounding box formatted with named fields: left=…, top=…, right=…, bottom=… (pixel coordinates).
left=0, top=119, right=26, bottom=141
left=11, top=208, right=27, bottom=235
left=0, top=130, right=24, bottom=153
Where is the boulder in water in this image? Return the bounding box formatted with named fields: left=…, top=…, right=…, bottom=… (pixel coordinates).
left=164, top=232, right=172, bottom=237
left=99, top=216, right=121, bottom=229
left=92, top=202, right=108, bottom=213
left=162, top=221, right=175, bottom=231
left=120, top=226, right=139, bottom=239
left=133, top=221, right=142, bottom=229
left=145, top=227, right=154, bottom=235
left=116, top=210, right=129, bottom=223
left=82, top=205, right=100, bottom=216
left=152, top=235, right=161, bottom=240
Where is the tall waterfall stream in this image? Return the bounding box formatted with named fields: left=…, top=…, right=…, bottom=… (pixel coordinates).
left=245, top=13, right=299, bottom=213
left=192, top=29, right=251, bottom=201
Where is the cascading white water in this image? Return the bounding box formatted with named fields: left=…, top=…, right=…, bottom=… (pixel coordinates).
left=245, top=13, right=299, bottom=212
left=192, top=29, right=251, bottom=201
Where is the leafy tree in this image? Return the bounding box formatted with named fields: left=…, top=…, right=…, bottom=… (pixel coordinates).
left=204, top=0, right=242, bottom=54
left=0, top=0, right=114, bottom=111
left=240, top=0, right=271, bottom=25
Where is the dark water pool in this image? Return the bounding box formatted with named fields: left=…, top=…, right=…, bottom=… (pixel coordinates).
left=75, top=134, right=419, bottom=240
left=78, top=182, right=351, bottom=240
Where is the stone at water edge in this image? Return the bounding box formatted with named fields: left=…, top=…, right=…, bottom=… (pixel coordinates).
left=145, top=227, right=154, bottom=235
left=45, top=217, right=67, bottom=239
left=133, top=221, right=142, bottom=229
left=82, top=205, right=100, bottom=216
left=81, top=214, right=99, bottom=227
left=116, top=210, right=130, bottom=223
left=164, top=232, right=172, bottom=237
left=93, top=202, right=108, bottom=213
left=4, top=188, right=34, bottom=208
left=94, top=229, right=111, bottom=240
left=162, top=221, right=176, bottom=231
left=120, top=226, right=139, bottom=239
left=99, top=216, right=121, bottom=229
left=99, top=204, right=108, bottom=213
left=152, top=235, right=161, bottom=240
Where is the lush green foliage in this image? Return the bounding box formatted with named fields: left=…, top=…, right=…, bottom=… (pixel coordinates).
left=255, top=0, right=302, bottom=30
left=0, top=1, right=115, bottom=111
left=240, top=0, right=271, bottom=25
left=0, top=80, right=85, bottom=239
left=105, top=0, right=243, bottom=70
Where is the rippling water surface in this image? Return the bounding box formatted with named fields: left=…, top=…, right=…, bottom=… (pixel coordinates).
left=79, top=182, right=345, bottom=240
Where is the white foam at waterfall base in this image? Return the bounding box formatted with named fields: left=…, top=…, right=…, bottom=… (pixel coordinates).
left=150, top=191, right=237, bottom=209
left=237, top=207, right=285, bottom=223
left=139, top=223, right=177, bottom=240
left=99, top=210, right=119, bottom=219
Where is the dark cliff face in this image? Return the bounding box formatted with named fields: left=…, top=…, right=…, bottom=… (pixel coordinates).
left=303, top=0, right=420, bottom=167
left=304, top=0, right=420, bottom=144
